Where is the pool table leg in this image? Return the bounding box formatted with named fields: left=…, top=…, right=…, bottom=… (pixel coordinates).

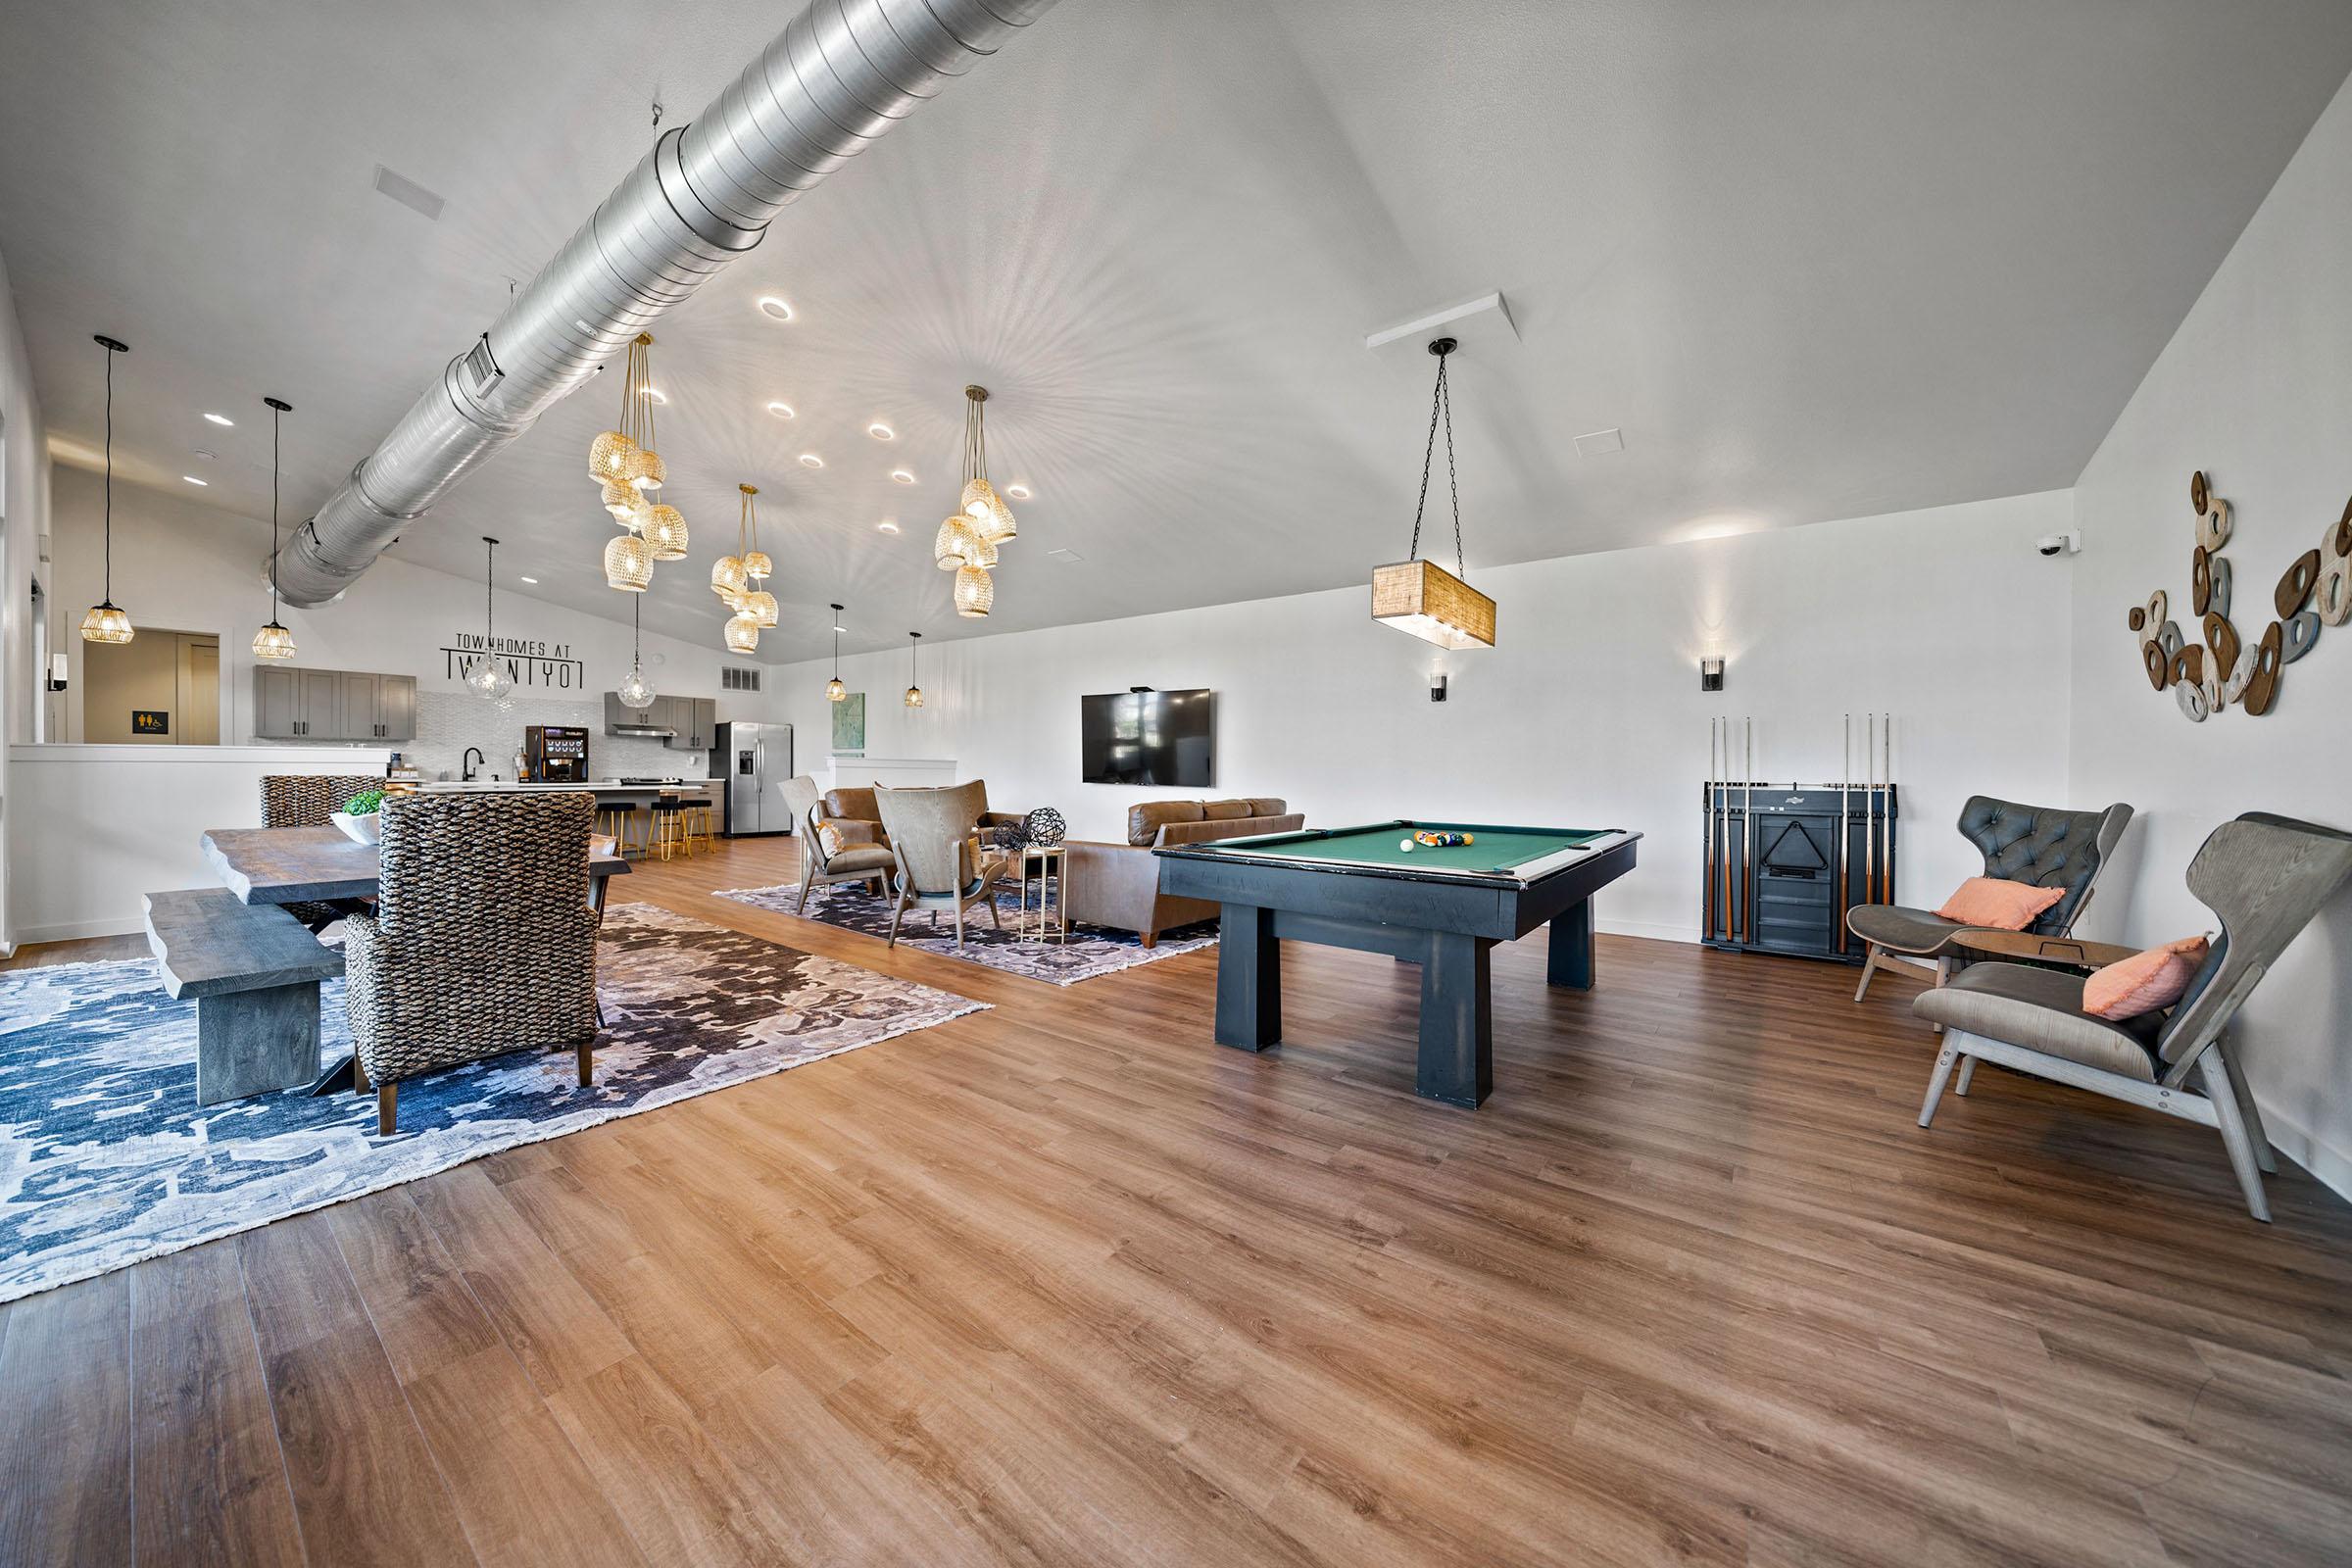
left=1418, top=932, right=1494, bottom=1106
left=1547, top=898, right=1594, bottom=990
left=1215, top=902, right=1282, bottom=1051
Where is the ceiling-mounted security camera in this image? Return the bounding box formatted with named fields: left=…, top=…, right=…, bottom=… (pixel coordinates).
left=2035, top=531, right=2082, bottom=558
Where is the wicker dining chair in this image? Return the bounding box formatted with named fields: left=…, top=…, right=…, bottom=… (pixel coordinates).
left=342, top=791, right=601, bottom=1134
left=259, top=773, right=384, bottom=931
left=872, top=782, right=1007, bottom=949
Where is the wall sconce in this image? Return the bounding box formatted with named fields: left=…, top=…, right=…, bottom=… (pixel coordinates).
left=1699, top=656, right=1725, bottom=692
left=1430, top=670, right=1448, bottom=703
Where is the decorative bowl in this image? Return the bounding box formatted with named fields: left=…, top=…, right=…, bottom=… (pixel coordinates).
left=330, top=810, right=382, bottom=846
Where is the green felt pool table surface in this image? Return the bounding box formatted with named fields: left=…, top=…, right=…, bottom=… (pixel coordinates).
left=1231, top=822, right=1616, bottom=877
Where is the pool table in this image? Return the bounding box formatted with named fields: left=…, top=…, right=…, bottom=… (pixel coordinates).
left=1154, top=821, right=1641, bottom=1106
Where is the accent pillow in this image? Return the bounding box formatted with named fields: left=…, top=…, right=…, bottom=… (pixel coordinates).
left=817, top=818, right=879, bottom=858
left=1936, top=876, right=2069, bottom=930
left=2083, top=936, right=2211, bottom=1020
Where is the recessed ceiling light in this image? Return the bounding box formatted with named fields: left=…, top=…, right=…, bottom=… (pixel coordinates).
left=519, top=575, right=539, bottom=584
left=867, top=422, right=895, bottom=441
left=642, top=386, right=667, bottom=404
left=800, top=453, right=824, bottom=468
left=766, top=401, right=794, bottom=418
left=875, top=520, right=901, bottom=534
left=757, top=296, right=793, bottom=322
left=181, top=474, right=209, bottom=486
left=1005, top=483, right=1031, bottom=500
left=889, top=468, right=915, bottom=484
left=202, top=412, right=234, bottom=427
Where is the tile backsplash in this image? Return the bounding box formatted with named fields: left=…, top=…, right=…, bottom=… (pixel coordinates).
left=396, top=690, right=711, bottom=781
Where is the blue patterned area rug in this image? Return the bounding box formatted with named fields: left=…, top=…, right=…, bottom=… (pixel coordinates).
left=713, top=880, right=1217, bottom=985
left=0, top=904, right=985, bottom=1303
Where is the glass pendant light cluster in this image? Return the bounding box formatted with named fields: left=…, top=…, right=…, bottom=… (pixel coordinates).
left=936, top=384, right=1018, bottom=618
left=617, top=591, right=657, bottom=710
left=715, top=483, right=774, bottom=655
left=904, top=630, right=924, bottom=708
left=1370, top=337, right=1497, bottom=649
left=252, top=395, right=298, bottom=661
left=465, top=536, right=516, bottom=705
left=826, top=605, right=847, bottom=702
left=589, top=333, right=685, bottom=592
left=79, top=334, right=135, bottom=645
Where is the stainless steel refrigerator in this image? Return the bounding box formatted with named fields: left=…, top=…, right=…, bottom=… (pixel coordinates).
left=712, top=721, right=792, bottom=837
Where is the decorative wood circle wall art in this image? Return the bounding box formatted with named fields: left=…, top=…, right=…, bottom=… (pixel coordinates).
left=2126, top=472, right=2346, bottom=720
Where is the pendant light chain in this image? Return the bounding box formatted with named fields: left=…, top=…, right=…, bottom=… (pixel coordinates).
left=484, top=537, right=496, bottom=645
left=270, top=402, right=281, bottom=615
left=1405, top=342, right=1464, bottom=578
left=103, top=343, right=116, bottom=603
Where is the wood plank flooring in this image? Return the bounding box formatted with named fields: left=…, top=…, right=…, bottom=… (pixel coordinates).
left=4, top=833, right=2349, bottom=1565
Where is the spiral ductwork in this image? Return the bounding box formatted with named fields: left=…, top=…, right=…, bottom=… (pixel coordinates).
left=272, top=0, right=1058, bottom=606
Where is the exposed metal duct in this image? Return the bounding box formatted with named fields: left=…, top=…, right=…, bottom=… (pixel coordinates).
left=272, top=0, right=1058, bottom=606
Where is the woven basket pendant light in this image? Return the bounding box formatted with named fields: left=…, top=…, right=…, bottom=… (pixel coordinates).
left=934, top=514, right=981, bottom=570
left=954, top=564, right=994, bottom=618
left=723, top=611, right=760, bottom=655
left=741, top=483, right=772, bottom=580
left=960, top=385, right=1016, bottom=543
left=1370, top=337, right=1495, bottom=650
left=604, top=530, right=653, bottom=592
left=80, top=335, right=135, bottom=645
left=253, top=395, right=298, bottom=660
left=826, top=603, right=847, bottom=701
left=644, top=502, right=689, bottom=561
left=904, top=630, right=924, bottom=708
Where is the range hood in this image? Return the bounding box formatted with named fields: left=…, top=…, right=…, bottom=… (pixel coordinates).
left=608, top=718, right=675, bottom=738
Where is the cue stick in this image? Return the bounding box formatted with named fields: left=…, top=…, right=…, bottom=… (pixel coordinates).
left=1837, top=713, right=1849, bottom=951
left=1704, top=716, right=1717, bottom=940
left=1880, top=711, right=1893, bottom=905
left=1742, top=718, right=1754, bottom=944
left=1862, top=714, right=1875, bottom=909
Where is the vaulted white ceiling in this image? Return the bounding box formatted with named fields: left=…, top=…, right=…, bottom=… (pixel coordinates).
left=5, top=0, right=2350, bottom=661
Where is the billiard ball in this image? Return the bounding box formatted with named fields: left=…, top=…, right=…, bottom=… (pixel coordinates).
left=1399, top=838, right=1415, bottom=852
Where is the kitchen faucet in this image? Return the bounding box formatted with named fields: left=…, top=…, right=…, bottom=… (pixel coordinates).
left=462, top=747, right=485, bottom=782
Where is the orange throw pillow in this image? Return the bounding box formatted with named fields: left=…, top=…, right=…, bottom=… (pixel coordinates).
left=1936, top=876, right=2069, bottom=930
left=2083, top=936, right=2211, bottom=1020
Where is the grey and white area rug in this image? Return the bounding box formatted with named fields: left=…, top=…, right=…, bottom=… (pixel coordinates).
left=713, top=880, right=1217, bottom=985
left=0, top=904, right=985, bottom=1303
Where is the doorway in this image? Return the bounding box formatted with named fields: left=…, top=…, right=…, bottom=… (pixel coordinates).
left=82, top=628, right=220, bottom=745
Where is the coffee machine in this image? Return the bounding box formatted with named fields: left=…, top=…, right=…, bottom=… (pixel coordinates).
left=523, top=725, right=590, bottom=782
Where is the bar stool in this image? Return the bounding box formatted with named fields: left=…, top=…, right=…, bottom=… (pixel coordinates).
left=683, top=795, right=718, bottom=856
left=650, top=794, right=692, bottom=860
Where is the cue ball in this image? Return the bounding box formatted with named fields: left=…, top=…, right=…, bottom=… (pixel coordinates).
left=1399, top=838, right=1415, bottom=852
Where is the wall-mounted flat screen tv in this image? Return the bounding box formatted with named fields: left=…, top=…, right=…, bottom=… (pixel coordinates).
left=1080, top=689, right=1214, bottom=786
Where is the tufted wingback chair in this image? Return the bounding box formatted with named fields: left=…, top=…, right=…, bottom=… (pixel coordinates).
left=1850, top=795, right=2133, bottom=1003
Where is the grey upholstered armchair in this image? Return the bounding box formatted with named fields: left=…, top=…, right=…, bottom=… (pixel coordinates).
left=260, top=773, right=383, bottom=931
left=1851, top=794, right=2133, bottom=1002
left=781, top=775, right=896, bottom=910
left=872, top=781, right=1007, bottom=949
left=342, top=791, right=602, bottom=1134
left=1915, top=812, right=2352, bottom=1221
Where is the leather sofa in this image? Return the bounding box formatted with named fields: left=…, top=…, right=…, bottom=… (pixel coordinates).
left=821, top=782, right=1028, bottom=844
left=1062, top=798, right=1299, bottom=946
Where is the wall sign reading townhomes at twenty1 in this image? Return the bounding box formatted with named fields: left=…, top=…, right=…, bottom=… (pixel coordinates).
left=439, top=632, right=587, bottom=691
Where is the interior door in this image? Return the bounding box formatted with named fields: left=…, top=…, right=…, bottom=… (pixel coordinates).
left=178, top=638, right=220, bottom=745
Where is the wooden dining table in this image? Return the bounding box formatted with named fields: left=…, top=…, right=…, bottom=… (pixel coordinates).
left=197, top=824, right=632, bottom=1094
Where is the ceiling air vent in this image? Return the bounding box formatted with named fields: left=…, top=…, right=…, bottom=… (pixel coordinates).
left=722, top=665, right=762, bottom=692
left=462, top=334, right=503, bottom=396
left=371, top=164, right=446, bottom=221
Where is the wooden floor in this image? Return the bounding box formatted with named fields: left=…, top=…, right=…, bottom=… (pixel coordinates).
left=4, top=834, right=2350, bottom=1566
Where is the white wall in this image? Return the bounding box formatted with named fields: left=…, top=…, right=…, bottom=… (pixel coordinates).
left=771, top=490, right=2080, bottom=944
left=2069, top=69, right=2352, bottom=1196
left=0, top=241, right=54, bottom=953
left=44, top=463, right=784, bottom=769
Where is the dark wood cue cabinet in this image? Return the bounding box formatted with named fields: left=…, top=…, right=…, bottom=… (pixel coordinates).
left=1701, top=784, right=1896, bottom=963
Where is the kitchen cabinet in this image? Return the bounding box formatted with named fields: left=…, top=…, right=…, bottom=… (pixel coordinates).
left=254, top=667, right=416, bottom=741
left=665, top=697, right=715, bottom=752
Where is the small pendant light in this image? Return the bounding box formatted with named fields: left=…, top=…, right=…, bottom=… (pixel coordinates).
left=79, top=334, right=135, bottom=645
left=826, top=604, right=847, bottom=702
left=252, top=396, right=298, bottom=661
left=617, top=592, right=656, bottom=709
left=463, top=536, right=515, bottom=702
left=904, top=630, right=924, bottom=708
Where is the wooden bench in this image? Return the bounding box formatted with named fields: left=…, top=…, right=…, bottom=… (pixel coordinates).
left=144, top=889, right=345, bottom=1105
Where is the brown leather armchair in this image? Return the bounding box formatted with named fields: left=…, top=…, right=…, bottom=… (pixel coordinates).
left=1063, top=799, right=1299, bottom=946
left=822, top=780, right=1027, bottom=843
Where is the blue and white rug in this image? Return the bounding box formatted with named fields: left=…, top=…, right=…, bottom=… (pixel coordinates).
left=714, top=880, right=1217, bottom=985
left=0, top=904, right=986, bottom=1303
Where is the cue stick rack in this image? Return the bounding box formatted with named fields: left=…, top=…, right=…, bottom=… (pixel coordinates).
left=1702, top=714, right=1898, bottom=964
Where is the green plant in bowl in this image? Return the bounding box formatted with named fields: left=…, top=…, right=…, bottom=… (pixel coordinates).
left=344, top=788, right=387, bottom=816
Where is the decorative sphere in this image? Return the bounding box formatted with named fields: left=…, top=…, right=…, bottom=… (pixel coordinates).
left=1024, top=808, right=1066, bottom=848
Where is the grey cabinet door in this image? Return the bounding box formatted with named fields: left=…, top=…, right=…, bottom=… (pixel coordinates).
left=336, top=672, right=379, bottom=740
left=255, top=667, right=299, bottom=739
left=377, top=676, right=416, bottom=741
left=295, top=670, right=340, bottom=739
left=695, top=699, right=716, bottom=750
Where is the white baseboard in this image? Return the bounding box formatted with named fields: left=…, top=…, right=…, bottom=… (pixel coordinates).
left=15, top=916, right=146, bottom=947
left=2254, top=1102, right=2352, bottom=1207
